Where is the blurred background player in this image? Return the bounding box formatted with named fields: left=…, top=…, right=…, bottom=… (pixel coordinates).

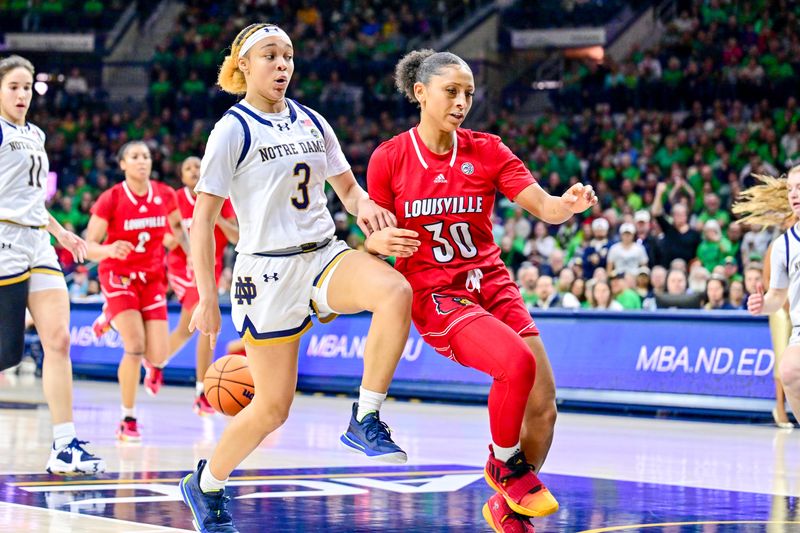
left=735, top=173, right=796, bottom=428
left=86, top=140, right=189, bottom=442
left=179, top=23, right=418, bottom=532
left=0, top=55, right=104, bottom=474
left=367, top=49, right=596, bottom=532
left=745, top=169, right=800, bottom=429
left=165, top=155, right=238, bottom=415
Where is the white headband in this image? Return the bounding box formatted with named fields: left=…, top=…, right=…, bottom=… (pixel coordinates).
left=238, top=25, right=292, bottom=58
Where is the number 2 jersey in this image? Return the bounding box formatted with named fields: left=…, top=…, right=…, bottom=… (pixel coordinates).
left=367, top=127, right=535, bottom=292
left=91, top=181, right=178, bottom=274
left=0, top=118, right=50, bottom=227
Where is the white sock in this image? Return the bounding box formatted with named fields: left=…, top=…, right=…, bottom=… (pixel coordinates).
left=195, top=381, right=204, bottom=396
left=492, top=442, right=521, bottom=462
left=53, top=422, right=76, bottom=449
left=200, top=465, right=228, bottom=493
left=356, top=387, right=387, bottom=422
left=121, top=406, right=136, bottom=419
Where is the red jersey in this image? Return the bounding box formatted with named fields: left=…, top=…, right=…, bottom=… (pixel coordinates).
left=367, top=128, right=535, bottom=291
left=166, top=186, right=236, bottom=280
left=91, top=181, right=178, bottom=274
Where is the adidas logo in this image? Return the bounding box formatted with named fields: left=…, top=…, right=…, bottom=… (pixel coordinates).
left=138, top=205, right=148, bottom=213
left=434, top=174, right=447, bottom=184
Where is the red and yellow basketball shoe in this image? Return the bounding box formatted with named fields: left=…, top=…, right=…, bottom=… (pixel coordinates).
left=484, top=445, right=559, bottom=517
left=483, top=492, right=536, bottom=532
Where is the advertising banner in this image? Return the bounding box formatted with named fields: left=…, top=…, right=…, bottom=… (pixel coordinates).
left=68, top=305, right=774, bottom=400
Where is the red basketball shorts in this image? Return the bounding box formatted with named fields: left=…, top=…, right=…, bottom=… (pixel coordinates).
left=98, top=268, right=168, bottom=321
left=411, top=265, right=539, bottom=360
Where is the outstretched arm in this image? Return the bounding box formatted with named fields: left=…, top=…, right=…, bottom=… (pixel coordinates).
left=513, top=182, right=597, bottom=224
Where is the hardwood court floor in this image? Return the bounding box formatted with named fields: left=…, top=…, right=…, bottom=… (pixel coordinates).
left=1, top=376, right=798, bottom=532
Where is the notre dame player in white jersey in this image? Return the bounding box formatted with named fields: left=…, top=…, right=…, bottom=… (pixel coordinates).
left=179, top=24, right=420, bottom=532
left=0, top=55, right=104, bottom=474
left=747, top=166, right=800, bottom=426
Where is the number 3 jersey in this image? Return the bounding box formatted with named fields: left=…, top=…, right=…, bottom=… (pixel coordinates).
left=0, top=118, right=50, bottom=227
left=91, top=181, right=178, bottom=273
left=367, top=127, right=535, bottom=292
left=196, top=99, right=350, bottom=254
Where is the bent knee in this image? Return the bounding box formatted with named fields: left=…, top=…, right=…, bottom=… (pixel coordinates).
left=780, top=358, right=800, bottom=391
left=123, top=342, right=147, bottom=356
left=42, top=330, right=71, bottom=358
left=374, top=276, right=413, bottom=311
left=252, top=399, right=292, bottom=428
left=495, top=349, right=536, bottom=388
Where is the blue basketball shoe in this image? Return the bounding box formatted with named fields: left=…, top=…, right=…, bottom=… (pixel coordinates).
left=180, top=460, right=238, bottom=533
left=340, top=402, right=407, bottom=463
left=46, top=438, right=106, bottom=475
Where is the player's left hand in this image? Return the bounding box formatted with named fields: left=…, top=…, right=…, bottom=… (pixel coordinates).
left=561, top=183, right=598, bottom=214
left=356, top=198, right=397, bottom=237
left=57, top=229, right=88, bottom=263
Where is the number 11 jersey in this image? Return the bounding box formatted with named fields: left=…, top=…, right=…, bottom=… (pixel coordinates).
left=0, top=118, right=49, bottom=227
left=367, top=127, right=535, bottom=292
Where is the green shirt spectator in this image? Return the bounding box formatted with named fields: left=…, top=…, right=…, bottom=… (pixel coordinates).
left=84, top=0, right=103, bottom=17
left=697, top=220, right=732, bottom=272
left=181, top=72, right=206, bottom=97
left=615, top=289, right=642, bottom=310
left=549, top=143, right=582, bottom=181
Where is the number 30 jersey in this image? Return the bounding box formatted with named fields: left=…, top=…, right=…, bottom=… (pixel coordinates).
left=196, top=99, right=350, bottom=255
left=0, top=118, right=50, bottom=227
left=367, top=127, right=535, bottom=292
left=91, top=180, right=178, bottom=273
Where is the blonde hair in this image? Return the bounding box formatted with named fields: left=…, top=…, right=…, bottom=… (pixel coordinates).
left=218, top=23, right=270, bottom=95
left=0, top=55, right=34, bottom=84
left=732, top=167, right=800, bottom=228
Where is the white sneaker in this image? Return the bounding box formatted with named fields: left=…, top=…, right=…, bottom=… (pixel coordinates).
left=46, top=438, right=106, bottom=475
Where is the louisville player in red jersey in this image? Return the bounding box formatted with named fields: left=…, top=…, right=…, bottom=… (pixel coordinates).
left=165, top=156, right=238, bottom=415
left=366, top=50, right=597, bottom=532
left=86, top=141, right=189, bottom=442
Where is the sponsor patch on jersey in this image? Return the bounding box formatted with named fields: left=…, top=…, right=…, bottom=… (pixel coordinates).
left=434, top=173, right=447, bottom=184
left=154, top=196, right=162, bottom=205
left=310, top=128, right=321, bottom=139
left=460, top=162, right=474, bottom=175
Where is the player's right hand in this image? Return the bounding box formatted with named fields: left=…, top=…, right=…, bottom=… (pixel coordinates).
left=108, top=241, right=135, bottom=259
left=366, top=228, right=420, bottom=258
left=189, top=300, right=221, bottom=349
left=747, top=282, right=764, bottom=315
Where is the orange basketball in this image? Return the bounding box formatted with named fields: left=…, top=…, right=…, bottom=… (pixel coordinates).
left=203, top=355, right=254, bottom=416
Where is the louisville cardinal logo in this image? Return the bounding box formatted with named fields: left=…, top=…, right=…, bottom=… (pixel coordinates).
left=432, top=294, right=474, bottom=315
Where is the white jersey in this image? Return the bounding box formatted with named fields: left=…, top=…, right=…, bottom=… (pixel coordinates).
left=770, top=225, right=800, bottom=327
left=197, top=99, right=349, bottom=254
left=0, top=118, right=49, bottom=227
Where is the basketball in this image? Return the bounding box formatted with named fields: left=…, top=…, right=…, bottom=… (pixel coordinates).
left=203, top=355, right=254, bottom=416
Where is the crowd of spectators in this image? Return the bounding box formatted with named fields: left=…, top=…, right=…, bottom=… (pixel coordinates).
left=12, top=0, right=787, bottom=313
left=0, top=0, right=128, bottom=32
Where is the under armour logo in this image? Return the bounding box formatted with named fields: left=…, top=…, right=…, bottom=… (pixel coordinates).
left=234, top=276, right=257, bottom=305
left=263, top=273, right=279, bottom=282
left=0, top=242, right=10, bottom=249
left=276, top=123, right=290, bottom=132
left=434, top=173, right=447, bottom=184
